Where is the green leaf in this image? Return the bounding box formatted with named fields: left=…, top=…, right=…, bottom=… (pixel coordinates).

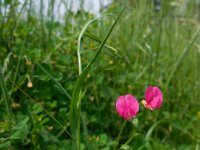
left=0, top=141, right=11, bottom=149
left=120, top=144, right=132, bottom=150
left=145, top=120, right=164, bottom=142
left=10, top=117, right=30, bottom=141
left=99, top=133, right=108, bottom=146
left=131, top=118, right=139, bottom=128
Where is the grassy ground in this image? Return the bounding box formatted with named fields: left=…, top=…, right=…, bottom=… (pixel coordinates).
left=0, top=0, right=200, bottom=149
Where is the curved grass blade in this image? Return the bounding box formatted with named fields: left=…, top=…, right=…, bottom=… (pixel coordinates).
left=69, top=8, right=125, bottom=150
left=77, top=16, right=107, bottom=74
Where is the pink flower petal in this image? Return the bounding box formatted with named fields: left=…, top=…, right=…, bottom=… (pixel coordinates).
left=116, top=96, right=126, bottom=117
left=145, top=86, right=154, bottom=103
left=125, top=94, right=139, bottom=116
left=144, top=86, right=163, bottom=110
left=116, top=94, right=139, bottom=120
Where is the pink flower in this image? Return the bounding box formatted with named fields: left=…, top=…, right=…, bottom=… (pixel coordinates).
left=142, top=86, right=163, bottom=110
left=116, top=94, right=139, bottom=120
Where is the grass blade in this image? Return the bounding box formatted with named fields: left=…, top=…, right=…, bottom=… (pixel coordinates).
left=83, top=32, right=122, bottom=58
left=69, top=8, right=125, bottom=150
left=77, top=15, right=109, bottom=74
left=0, top=66, right=12, bottom=117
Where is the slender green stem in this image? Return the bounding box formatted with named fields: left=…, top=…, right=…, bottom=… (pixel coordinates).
left=0, top=67, right=12, bottom=117
left=125, top=133, right=138, bottom=145
left=114, top=120, right=127, bottom=150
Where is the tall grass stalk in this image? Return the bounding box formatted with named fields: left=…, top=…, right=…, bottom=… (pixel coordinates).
left=10, top=0, right=27, bottom=90
left=69, top=8, right=125, bottom=150
left=0, top=66, right=12, bottom=118
left=11, top=47, right=23, bottom=91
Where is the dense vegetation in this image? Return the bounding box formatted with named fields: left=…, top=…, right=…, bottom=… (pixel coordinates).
left=0, top=0, right=200, bottom=149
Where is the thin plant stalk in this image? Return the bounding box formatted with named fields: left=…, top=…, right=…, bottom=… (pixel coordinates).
left=0, top=66, right=12, bottom=117
left=114, top=120, right=127, bottom=150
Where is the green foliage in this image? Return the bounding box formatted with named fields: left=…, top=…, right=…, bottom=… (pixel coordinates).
left=10, top=116, right=30, bottom=142
left=0, top=0, right=200, bottom=149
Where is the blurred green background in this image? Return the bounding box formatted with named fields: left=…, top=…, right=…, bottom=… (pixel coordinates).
left=0, top=0, right=200, bottom=149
